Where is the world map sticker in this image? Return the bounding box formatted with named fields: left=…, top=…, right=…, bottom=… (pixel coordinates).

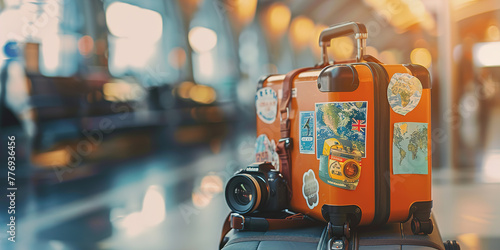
left=387, top=73, right=423, bottom=116
left=256, top=87, right=278, bottom=124
left=393, top=122, right=428, bottom=175
left=316, top=102, right=367, bottom=159
left=255, top=134, right=279, bottom=170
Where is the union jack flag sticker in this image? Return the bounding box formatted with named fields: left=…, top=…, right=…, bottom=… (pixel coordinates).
left=351, top=118, right=366, bottom=133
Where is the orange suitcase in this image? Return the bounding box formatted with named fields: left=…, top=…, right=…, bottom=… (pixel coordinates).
left=254, top=22, right=433, bottom=236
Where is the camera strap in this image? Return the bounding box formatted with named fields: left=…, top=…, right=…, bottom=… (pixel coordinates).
left=277, top=66, right=319, bottom=196
left=223, top=212, right=320, bottom=233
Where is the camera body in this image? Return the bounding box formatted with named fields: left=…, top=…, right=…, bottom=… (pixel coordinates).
left=225, top=162, right=287, bottom=214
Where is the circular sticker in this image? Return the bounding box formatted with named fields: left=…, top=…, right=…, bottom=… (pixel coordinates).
left=302, top=169, right=319, bottom=209
left=256, top=87, right=278, bottom=124
left=255, top=134, right=279, bottom=169
left=387, top=73, right=423, bottom=116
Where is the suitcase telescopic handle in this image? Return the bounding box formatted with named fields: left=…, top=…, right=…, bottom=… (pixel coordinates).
left=319, top=22, right=368, bottom=65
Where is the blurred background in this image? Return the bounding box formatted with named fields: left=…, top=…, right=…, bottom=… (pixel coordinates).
left=0, top=0, right=499, bottom=249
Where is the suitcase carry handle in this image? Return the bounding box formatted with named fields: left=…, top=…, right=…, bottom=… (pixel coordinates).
left=319, top=22, right=368, bottom=65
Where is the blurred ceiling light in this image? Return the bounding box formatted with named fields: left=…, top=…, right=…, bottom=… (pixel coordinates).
left=363, top=0, right=435, bottom=32
left=486, top=25, right=500, bottom=41
left=103, top=81, right=146, bottom=102
left=192, top=190, right=212, bottom=208
left=41, top=35, right=60, bottom=72
left=265, top=3, right=291, bottom=39
left=329, top=37, right=354, bottom=61
left=406, top=0, right=435, bottom=31
left=118, top=186, right=166, bottom=236
left=78, top=35, right=94, bottom=56
left=456, top=233, right=480, bottom=249
left=168, top=47, right=187, bottom=69
left=197, top=51, right=215, bottom=78
left=379, top=50, right=398, bottom=64
left=200, top=175, right=223, bottom=194
left=290, top=16, right=315, bottom=50
left=32, top=149, right=70, bottom=168
left=234, top=0, right=258, bottom=26
left=481, top=150, right=500, bottom=183
left=310, top=24, right=328, bottom=57
left=473, top=41, right=500, bottom=67
left=177, top=81, right=195, bottom=99
left=106, top=2, right=163, bottom=42
left=41, top=35, right=77, bottom=74
left=111, top=38, right=155, bottom=70
left=188, top=26, right=217, bottom=53
left=189, top=84, right=217, bottom=104
left=141, top=185, right=166, bottom=226
left=410, top=48, right=432, bottom=68
left=119, top=212, right=144, bottom=236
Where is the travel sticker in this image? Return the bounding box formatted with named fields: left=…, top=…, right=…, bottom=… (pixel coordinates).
left=387, top=73, right=423, bottom=116
left=319, top=140, right=362, bottom=190
left=302, top=169, right=319, bottom=209
left=256, top=87, right=278, bottom=124
left=299, top=111, right=315, bottom=154
left=316, top=102, right=367, bottom=159
left=255, top=134, right=279, bottom=170
left=393, top=122, right=428, bottom=175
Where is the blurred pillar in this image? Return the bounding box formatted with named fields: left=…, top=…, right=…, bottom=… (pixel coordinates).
left=436, top=0, right=457, bottom=169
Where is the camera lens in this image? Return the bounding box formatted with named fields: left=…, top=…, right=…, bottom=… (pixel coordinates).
left=234, top=183, right=253, bottom=205
left=344, top=161, right=360, bottom=179
left=225, top=174, right=263, bottom=214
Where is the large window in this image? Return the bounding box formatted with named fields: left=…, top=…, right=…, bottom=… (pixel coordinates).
left=104, top=0, right=187, bottom=86
left=0, top=0, right=83, bottom=76
left=188, top=0, right=239, bottom=101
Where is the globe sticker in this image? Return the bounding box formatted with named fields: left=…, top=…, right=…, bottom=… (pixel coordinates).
left=255, top=134, right=279, bottom=170
left=302, top=169, right=319, bottom=209
left=256, top=87, right=278, bottom=124
left=387, top=73, right=423, bottom=116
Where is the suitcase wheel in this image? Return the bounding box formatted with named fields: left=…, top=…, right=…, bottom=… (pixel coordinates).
left=443, top=240, right=460, bottom=250
left=328, top=221, right=350, bottom=238
left=411, top=217, right=433, bottom=235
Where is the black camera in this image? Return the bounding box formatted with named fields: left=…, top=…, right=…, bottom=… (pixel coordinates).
left=225, top=162, right=288, bottom=214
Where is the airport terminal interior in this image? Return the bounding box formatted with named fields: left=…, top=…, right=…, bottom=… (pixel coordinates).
left=0, top=0, right=499, bottom=249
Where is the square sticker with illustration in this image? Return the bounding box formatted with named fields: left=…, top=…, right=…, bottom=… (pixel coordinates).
left=315, top=102, right=367, bottom=159
left=299, top=111, right=315, bottom=154
left=393, top=122, right=428, bottom=175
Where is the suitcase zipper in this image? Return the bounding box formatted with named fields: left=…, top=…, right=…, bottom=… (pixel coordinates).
left=363, top=62, right=391, bottom=226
